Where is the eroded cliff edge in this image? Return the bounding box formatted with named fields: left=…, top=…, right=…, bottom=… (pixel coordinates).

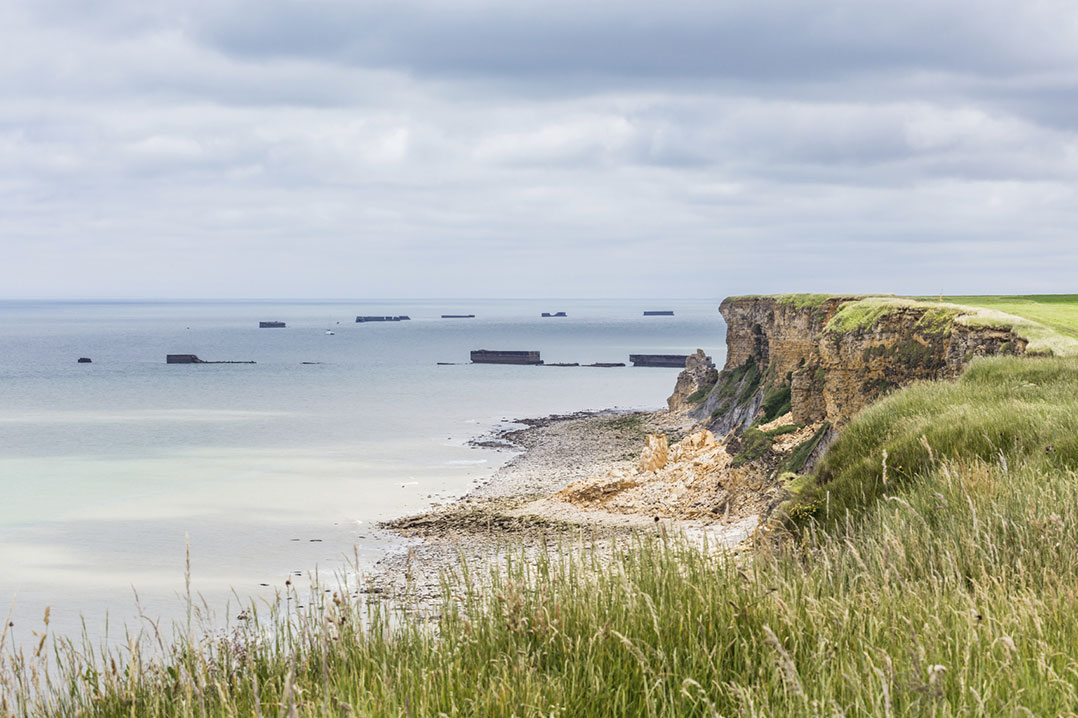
left=554, top=294, right=1048, bottom=524
left=392, top=295, right=1061, bottom=543
left=673, top=294, right=1029, bottom=432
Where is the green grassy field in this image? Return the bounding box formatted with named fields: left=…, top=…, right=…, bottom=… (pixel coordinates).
left=922, top=294, right=1078, bottom=340
left=5, top=356, right=1078, bottom=716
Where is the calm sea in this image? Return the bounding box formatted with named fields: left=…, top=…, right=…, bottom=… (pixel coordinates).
left=0, top=298, right=725, bottom=644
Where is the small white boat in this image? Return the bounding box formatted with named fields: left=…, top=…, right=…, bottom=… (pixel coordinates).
left=325, top=330, right=335, bottom=335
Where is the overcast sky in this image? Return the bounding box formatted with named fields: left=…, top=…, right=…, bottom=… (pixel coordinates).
left=3, top=0, right=1077, bottom=298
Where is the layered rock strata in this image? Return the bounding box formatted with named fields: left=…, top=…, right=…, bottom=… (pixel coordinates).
left=559, top=294, right=1033, bottom=525
left=796, top=305, right=1025, bottom=425
left=682, top=295, right=1028, bottom=429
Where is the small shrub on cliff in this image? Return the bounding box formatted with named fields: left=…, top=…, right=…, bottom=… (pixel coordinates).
left=712, top=358, right=757, bottom=402
left=735, top=362, right=762, bottom=404
left=731, top=428, right=771, bottom=467
left=892, top=336, right=945, bottom=370
left=761, top=424, right=801, bottom=437
left=775, top=422, right=830, bottom=476
left=685, top=381, right=716, bottom=403
left=759, top=384, right=791, bottom=423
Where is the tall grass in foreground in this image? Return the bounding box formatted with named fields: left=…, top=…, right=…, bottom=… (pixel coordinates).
left=4, top=357, right=1078, bottom=716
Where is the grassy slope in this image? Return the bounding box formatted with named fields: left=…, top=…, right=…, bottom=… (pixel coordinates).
left=931, top=294, right=1078, bottom=339
left=9, top=357, right=1078, bottom=717
left=823, top=297, right=961, bottom=335
left=785, top=355, right=1078, bottom=524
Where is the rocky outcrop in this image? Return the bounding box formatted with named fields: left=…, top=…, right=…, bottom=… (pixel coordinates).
left=795, top=304, right=1026, bottom=424
left=638, top=434, right=670, bottom=472
left=666, top=349, right=718, bottom=410
left=677, top=295, right=1029, bottom=431
left=569, top=294, right=1035, bottom=526
left=673, top=296, right=858, bottom=432
left=557, top=426, right=813, bottom=520
left=719, top=295, right=859, bottom=378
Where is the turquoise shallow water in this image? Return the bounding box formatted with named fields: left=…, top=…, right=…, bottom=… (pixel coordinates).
left=0, top=298, right=725, bottom=643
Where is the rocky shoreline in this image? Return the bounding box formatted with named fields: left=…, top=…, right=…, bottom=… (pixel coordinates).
left=364, top=293, right=1054, bottom=615
left=366, top=408, right=757, bottom=614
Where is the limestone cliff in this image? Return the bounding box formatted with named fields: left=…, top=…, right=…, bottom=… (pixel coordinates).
left=719, top=295, right=859, bottom=379
left=557, top=294, right=1044, bottom=525
left=795, top=301, right=1025, bottom=425
left=678, top=294, right=1031, bottom=431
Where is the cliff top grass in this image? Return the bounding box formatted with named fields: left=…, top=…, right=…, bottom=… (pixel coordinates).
left=822, top=296, right=960, bottom=335
left=819, top=295, right=1078, bottom=356
left=925, top=294, right=1078, bottom=340
left=955, top=305, right=1078, bottom=356
left=723, top=293, right=870, bottom=309
left=772, top=293, right=852, bottom=310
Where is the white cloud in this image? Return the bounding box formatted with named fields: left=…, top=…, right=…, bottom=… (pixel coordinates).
left=473, top=115, right=635, bottom=165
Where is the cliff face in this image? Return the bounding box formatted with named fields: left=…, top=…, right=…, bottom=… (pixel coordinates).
left=679, top=295, right=1028, bottom=431
left=579, top=294, right=1036, bottom=525
left=719, top=295, right=857, bottom=378
left=797, top=306, right=1026, bottom=425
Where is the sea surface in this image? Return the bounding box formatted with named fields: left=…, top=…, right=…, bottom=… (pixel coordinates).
left=0, top=298, right=725, bottom=645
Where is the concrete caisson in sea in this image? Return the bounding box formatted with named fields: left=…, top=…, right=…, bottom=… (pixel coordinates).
left=643, top=310, right=675, bottom=316
left=629, top=354, right=690, bottom=368
left=166, top=354, right=255, bottom=364
left=167, top=354, right=204, bottom=364
left=470, top=350, right=543, bottom=365
left=259, top=321, right=286, bottom=328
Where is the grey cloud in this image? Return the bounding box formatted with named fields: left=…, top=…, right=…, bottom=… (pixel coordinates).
left=187, top=0, right=1078, bottom=84
left=24, top=0, right=1078, bottom=84
left=2, top=0, right=1078, bottom=299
